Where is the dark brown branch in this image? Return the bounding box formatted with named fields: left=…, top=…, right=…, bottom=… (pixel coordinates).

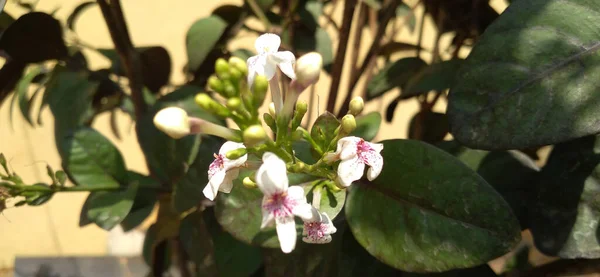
left=97, top=0, right=146, bottom=120
left=326, top=0, right=357, bottom=113
left=336, top=0, right=399, bottom=117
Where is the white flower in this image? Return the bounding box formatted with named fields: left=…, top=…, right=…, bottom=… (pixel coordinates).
left=202, top=141, right=247, bottom=201
left=294, top=52, right=322, bottom=87
left=153, top=107, right=190, bottom=139
left=326, top=137, right=384, bottom=187
left=302, top=207, right=336, bottom=244
left=247, top=33, right=296, bottom=87
left=256, top=152, right=312, bottom=253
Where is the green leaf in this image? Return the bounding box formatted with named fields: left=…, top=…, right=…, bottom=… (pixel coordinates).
left=87, top=184, right=138, bottom=230
left=305, top=180, right=345, bottom=220
left=59, top=127, right=127, bottom=188
left=338, top=225, right=399, bottom=276
left=351, top=112, right=381, bottom=141
left=263, top=238, right=339, bottom=276
left=137, top=85, right=222, bottom=183
left=310, top=112, right=339, bottom=152
left=345, top=139, right=521, bottom=272
left=120, top=171, right=159, bottom=231
left=447, top=0, right=600, bottom=150
left=402, top=265, right=497, bottom=277
left=179, top=211, right=218, bottom=275
left=366, top=57, right=427, bottom=100
left=186, top=16, right=228, bottom=72
left=55, top=170, right=67, bottom=186
left=142, top=224, right=172, bottom=268
left=530, top=135, right=600, bottom=258
left=408, top=111, right=449, bottom=144
left=12, top=66, right=42, bottom=126
left=231, top=48, right=254, bottom=60
left=215, top=173, right=318, bottom=248
left=23, top=183, right=53, bottom=206
left=403, top=59, right=464, bottom=98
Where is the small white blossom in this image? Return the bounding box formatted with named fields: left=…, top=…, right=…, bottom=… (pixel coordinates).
left=247, top=33, right=296, bottom=87
left=326, top=137, right=384, bottom=187
left=202, top=141, right=247, bottom=201
left=256, top=152, right=312, bottom=253
left=153, top=107, right=190, bottom=139
left=302, top=207, right=336, bottom=244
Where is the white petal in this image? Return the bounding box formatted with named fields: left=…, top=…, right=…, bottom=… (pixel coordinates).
left=247, top=55, right=258, bottom=86
left=338, top=137, right=361, bottom=160
left=323, top=152, right=340, bottom=164
left=306, top=206, right=323, bottom=223
left=220, top=141, right=248, bottom=169
left=204, top=170, right=226, bottom=200
left=368, top=142, right=384, bottom=153
left=365, top=151, right=384, bottom=181
left=263, top=61, right=277, bottom=80
left=292, top=203, right=313, bottom=222
left=219, top=141, right=246, bottom=155
left=256, top=152, right=289, bottom=195
left=218, top=169, right=238, bottom=193
left=270, top=51, right=296, bottom=80
left=255, top=33, right=281, bottom=53
left=275, top=216, right=297, bottom=253
left=247, top=54, right=268, bottom=86
left=337, top=156, right=365, bottom=187
left=320, top=213, right=337, bottom=234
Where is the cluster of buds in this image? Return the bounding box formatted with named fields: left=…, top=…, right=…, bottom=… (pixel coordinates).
left=153, top=34, right=383, bottom=253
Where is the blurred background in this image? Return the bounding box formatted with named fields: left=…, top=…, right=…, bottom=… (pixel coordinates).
left=0, top=0, right=511, bottom=275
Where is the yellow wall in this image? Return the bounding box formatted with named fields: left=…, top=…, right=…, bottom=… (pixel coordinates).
left=0, top=0, right=508, bottom=271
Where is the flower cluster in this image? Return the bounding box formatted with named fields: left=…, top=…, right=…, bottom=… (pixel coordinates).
left=153, top=33, right=384, bottom=253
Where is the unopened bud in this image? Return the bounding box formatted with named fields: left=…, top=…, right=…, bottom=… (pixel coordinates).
left=226, top=97, right=242, bottom=111
left=295, top=52, right=322, bottom=87
left=252, top=75, right=269, bottom=105
left=215, top=58, right=230, bottom=79
left=243, top=125, right=268, bottom=146
left=195, top=93, right=230, bottom=117
left=153, top=107, right=190, bottom=139
left=242, top=176, right=257, bottom=188
left=341, top=114, right=357, bottom=135
left=268, top=103, right=276, bottom=117
left=263, top=113, right=276, bottom=131
left=229, top=56, right=248, bottom=76
left=229, top=67, right=242, bottom=83
left=295, top=101, right=308, bottom=115
left=223, top=80, right=236, bottom=98
left=291, top=100, right=308, bottom=130
left=208, top=75, right=224, bottom=93
left=349, top=96, right=364, bottom=116
left=226, top=148, right=248, bottom=160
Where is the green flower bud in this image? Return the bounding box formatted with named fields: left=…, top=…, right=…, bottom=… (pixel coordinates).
left=208, top=75, right=224, bottom=93
left=349, top=96, right=364, bottom=116
left=215, top=58, right=229, bottom=79
left=195, top=93, right=230, bottom=117
left=242, top=176, right=257, bottom=188
left=226, top=97, right=242, bottom=111
left=263, top=113, right=276, bottom=131
left=291, top=100, right=308, bottom=130
left=222, top=80, right=236, bottom=98
left=268, top=102, right=276, bottom=117
left=229, top=67, right=243, bottom=83
left=229, top=56, right=248, bottom=76
left=243, top=125, right=268, bottom=146
left=291, top=129, right=303, bottom=140
left=341, top=114, right=357, bottom=135
left=252, top=75, right=269, bottom=106
left=225, top=148, right=248, bottom=160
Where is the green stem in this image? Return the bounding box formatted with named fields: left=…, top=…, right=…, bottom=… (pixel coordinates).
left=247, top=0, right=271, bottom=30
left=298, top=127, right=323, bottom=155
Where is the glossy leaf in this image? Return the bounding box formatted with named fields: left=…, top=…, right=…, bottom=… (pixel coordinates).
left=179, top=212, right=218, bottom=275
left=87, top=184, right=138, bottom=230
left=448, top=0, right=600, bottom=149
left=186, top=16, right=228, bottom=72
left=351, top=112, right=382, bottom=141
left=120, top=171, right=159, bottom=232
left=338, top=225, right=399, bottom=276
left=310, top=112, right=339, bottom=152
left=345, top=139, right=521, bottom=272
left=59, top=127, right=127, bottom=188
left=0, top=12, right=67, bottom=63
left=304, top=180, right=346, bottom=220
left=367, top=57, right=427, bottom=100
left=403, top=59, right=463, bottom=98
left=530, top=135, right=600, bottom=258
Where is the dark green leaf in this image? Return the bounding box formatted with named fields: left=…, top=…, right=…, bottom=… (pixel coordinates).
left=351, top=112, right=381, bottom=141
left=120, top=172, right=159, bottom=232
left=79, top=193, right=93, bottom=227
left=263, top=238, right=339, bottom=276
left=530, top=135, right=600, bottom=258
left=403, top=265, right=497, bottom=277
left=179, top=211, right=218, bottom=275
left=60, top=127, right=127, bottom=188
left=304, top=180, right=345, bottom=220
left=13, top=66, right=42, bottom=126
left=186, top=16, right=228, bottom=72
left=310, top=112, right=339, bottom=152
left=338, top=224, right=399, bottom=276
left=367, top=57, right=427, bottom=100
left=346, top=139, right=521, bottom=272
left=408, top=111, right=449, bottom=143
left=293, top=140, right=319, bottom=164
left=448, top=0, right=600, bottom=149
left=403, top=59, right=463, bottom=98
left=140, top=46, right=171, bottom=92
left=23, top=183, right=53, bottom=206
left=0, top=12, right=67, bottom=63
left=66, top=1, right=96, bottom=30
left=87, top=184, right=137, bottom=230
left=55, top=170, right=67, bottom=186
left=143, top=224, right=172, bottom=268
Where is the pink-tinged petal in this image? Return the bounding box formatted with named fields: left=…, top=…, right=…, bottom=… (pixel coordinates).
left=368, top=142, right=384, bottom=153
left=303, top=233, right=332, bottom=244
left=364, top=150, right=384, bottom=181
left=261, top=197, right=276, bottom=229
left=255, top=33, right=281, bottom=53
left=338, top=137, right=361, bottom=160
left=275, top=216, right=297, bottom=253
left=337, top=156, right=365, bottom=187
left=256, top=152, right=289, bottom=195
left=270, top=51, right=296, bottom=79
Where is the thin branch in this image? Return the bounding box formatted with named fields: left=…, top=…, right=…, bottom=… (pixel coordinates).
left=96, top=0, right=146, bottom=120
left=326, top=0, right=357, bottom=113
left=337, top=0, right=399, bottom=117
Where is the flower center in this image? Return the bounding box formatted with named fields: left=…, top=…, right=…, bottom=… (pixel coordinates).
left=208, top=153, right=225, bottom=178
left=304, top=221, right=328, bottom=240
left=356, top=139, right=373, bottom=163
left=263, top=192, right=297, bottom=219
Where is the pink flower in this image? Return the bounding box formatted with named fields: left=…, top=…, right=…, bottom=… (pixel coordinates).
left=302, top=207, right=336, bottom=244
left=256, top=152, right=312, bottom=253
left=202, top=141, right=247, bottom=201
left=326, top=137, right=384, bottom=187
